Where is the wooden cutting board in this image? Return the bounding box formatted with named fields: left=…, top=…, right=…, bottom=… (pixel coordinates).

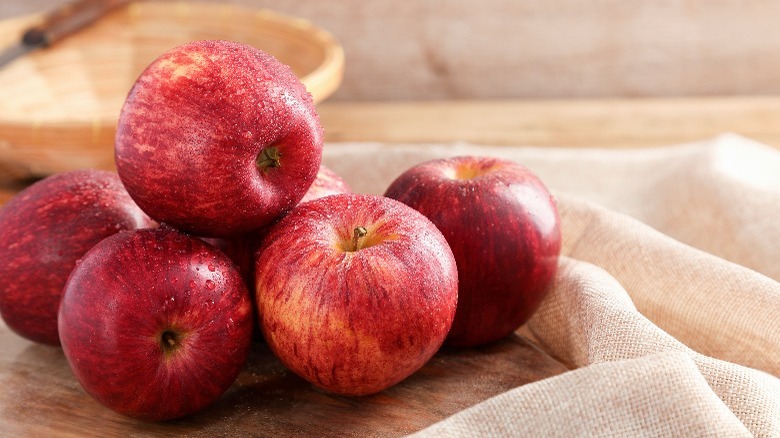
left=0, top=319, right=568, bottom=436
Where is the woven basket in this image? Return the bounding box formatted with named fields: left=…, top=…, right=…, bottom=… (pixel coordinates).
left=0, top=1, right=344, bottom=178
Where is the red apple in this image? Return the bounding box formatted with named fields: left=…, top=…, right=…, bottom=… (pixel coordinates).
left=300, top=164, right=352, bottom=203
left=58, top=227, right=254, bottom=421
left=255, top=194, right=458, bottom=396
left=384, top=156, right=561, bottom=347
left=115, top=40, right=324, bottom=237
left=0, top=170, right=154, bottom=346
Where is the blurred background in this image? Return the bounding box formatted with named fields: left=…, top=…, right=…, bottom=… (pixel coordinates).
left=4, top=0, right=780, bottom=101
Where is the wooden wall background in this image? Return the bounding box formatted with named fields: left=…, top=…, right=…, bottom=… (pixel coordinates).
left=2, top=0, right=780, bottom=101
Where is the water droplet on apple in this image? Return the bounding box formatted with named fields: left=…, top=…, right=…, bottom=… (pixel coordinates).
left=163, top=296, right=175, bottom=308
left=189, top=280, right=197, bottom=289
left=205, top=279, right=216, bottom=290
left=208, top=263, right=216, bottom=272
left=226, top=317, right=237, bottom=334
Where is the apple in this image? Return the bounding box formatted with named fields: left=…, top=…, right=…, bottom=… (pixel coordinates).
left=300, top=164, right=352, bottom=203
left=58, top=227, right=254, bottom=421
left=384, top=156, right=561, bottom=347
left=0, top=169, right=154, bottom=346
left=115, top=40, right=324, bottom=237
left=254, top=193, right=458, bottom=396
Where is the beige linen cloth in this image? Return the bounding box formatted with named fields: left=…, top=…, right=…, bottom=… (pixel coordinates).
left=322, top=134, right=780, bottom=437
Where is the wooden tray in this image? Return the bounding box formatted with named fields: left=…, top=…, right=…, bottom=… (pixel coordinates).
left=0, top=319, right=567, bottom=436
left=0, top=1, right=344, bottom=178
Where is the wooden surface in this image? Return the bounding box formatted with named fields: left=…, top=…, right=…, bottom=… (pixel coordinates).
left=0, top=318, right=568, bottom=436
left=5, top=0, right=780, bottom=101
left=317, top=97, right=780, bottom=149
left=246, top=0, right=780, bottom=100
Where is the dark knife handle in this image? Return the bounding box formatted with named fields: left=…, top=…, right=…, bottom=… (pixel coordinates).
left=22, top=0, right=132, bottom=47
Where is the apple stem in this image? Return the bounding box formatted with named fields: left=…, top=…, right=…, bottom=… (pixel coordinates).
left=256, top=146, right=281, bottom=171
left=352, top=226, right=368, bottom=251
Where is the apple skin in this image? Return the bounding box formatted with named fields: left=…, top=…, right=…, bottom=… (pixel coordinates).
left=254, top=193, right=458, bottom=396
left=115, top=40, right=324, bottom=237
left=0, top=169, right=154, bottom=346
left=58, top=227, right=254, bottom=421
left=200, top=235, right=258, bottom=287
left=384, top=156, right=561, bottom=347
left=300, top=164, right=352, bottom=203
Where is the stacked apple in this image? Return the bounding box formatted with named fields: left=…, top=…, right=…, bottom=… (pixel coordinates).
left=0, top=40, right=562, bottom=421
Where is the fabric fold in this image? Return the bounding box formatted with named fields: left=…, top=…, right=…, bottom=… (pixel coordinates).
left=411, top=351, right=752, bottom=438
left=553, top=193, right=780, bottom=377
left=524, top=257, right=780, bottom=436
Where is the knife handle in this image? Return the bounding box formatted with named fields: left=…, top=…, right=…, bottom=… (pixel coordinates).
left=22, top=0, right=132, bottom=47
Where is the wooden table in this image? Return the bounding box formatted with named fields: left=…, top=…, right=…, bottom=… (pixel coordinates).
left=317, top=97, right=780, bottom=149
left=1, top=97, right=779, bottom=436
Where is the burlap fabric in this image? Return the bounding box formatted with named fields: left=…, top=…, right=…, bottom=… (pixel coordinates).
left=322, top=134, right=780, bottom=437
